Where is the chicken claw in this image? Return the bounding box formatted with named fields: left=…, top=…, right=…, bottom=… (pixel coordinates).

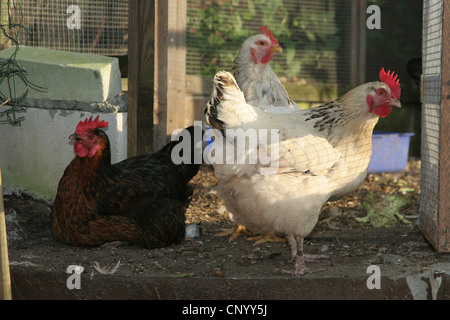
left=282, top=254, right=327, bottom=276
left=216, top=224, right=253, bottom=242
left=247, top=233, right=286, bottom=245
left=283, top=235, right=329, bottom=275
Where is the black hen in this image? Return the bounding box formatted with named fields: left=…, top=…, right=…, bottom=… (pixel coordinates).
left=51, top=116, right=204, bottom=248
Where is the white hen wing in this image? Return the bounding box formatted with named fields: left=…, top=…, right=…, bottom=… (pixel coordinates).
left=219, top=108, right=341, bottom=176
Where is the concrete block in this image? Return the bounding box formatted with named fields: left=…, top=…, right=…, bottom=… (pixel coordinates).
left=0, top=46, right=122, bottom=102
left=0, top=109, right=127, bottom=200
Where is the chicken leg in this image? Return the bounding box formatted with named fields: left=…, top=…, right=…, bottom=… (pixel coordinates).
left=283, top=235, right=329, bottom=275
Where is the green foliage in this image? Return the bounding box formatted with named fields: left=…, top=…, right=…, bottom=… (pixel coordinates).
left=187, top=0, right=342, bottom=82
left=355, top=193, right=412, bottom=228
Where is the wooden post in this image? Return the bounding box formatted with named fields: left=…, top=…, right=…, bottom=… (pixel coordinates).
left=438, top=0, right=450, bottom=252
left=350, top=0, right=366, bottom=86
left=167, top=0, right=187, bottom=136
left=127, top=0, right=155, bottom=156
left=153, top=0, right=169, bottom=151
left=420, top=0, right=450, bottom=252
left=0, top=167, right=12, bottom=300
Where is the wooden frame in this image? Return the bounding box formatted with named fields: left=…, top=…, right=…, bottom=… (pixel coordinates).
left=127, top=0, right=155, bottom=156
left=128, top=0, right=186, bottom=155
left=436, top=0, right=450, bottom=252
left=420, top=0, right=450, bottom=252
left=350, top=0, right=367, bottom=86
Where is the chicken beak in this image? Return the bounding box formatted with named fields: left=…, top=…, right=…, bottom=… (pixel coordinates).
left=390, top=99, right=402, bottom=108
left=69, top=133, right=80, bottom=141
left=270, top=45, right=283, bottom=53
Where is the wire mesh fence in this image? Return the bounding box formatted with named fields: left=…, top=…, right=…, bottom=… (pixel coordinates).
left=0, top=0, right=128, bottom=56
left=186, top=0, right=422, bottom=105
left=0, top=1, right=422, bottom=98
left=364, top=0, right=422, bottom=85
left=187, top=0, right=353, bottom=88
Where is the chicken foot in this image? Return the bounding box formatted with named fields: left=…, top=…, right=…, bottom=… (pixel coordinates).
left=217, top=224, right=285, bottom=245
left=283, top=235, right=329, bottom=275
left=216, top=224, right=253, bottom=242
left=247, top=233, right=286, bottom=245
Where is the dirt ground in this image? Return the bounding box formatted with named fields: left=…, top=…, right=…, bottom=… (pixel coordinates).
left=4, top=159, right=450, bottom=299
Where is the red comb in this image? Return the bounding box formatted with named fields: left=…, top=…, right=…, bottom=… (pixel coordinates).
left=379, top=68, right=401, bottom=100
left=260, top=25, right=279, bottom=46
left=75, top=115, right=109, bottom=134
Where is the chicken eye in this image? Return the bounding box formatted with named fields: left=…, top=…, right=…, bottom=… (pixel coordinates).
left=257, top=41, right=265, bottom=46
left=377, top=89, right=385, bottom=96
left=88, top=134, right=94, bottom=140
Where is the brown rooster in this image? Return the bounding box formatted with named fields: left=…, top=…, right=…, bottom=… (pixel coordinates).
left=51, top=116, right=203, bottom=249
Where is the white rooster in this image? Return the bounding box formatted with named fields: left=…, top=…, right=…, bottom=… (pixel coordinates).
left=204, top=69, right=401, bottom=275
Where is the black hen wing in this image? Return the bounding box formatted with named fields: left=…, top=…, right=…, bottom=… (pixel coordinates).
left=94, top=126, right=203, bottom=248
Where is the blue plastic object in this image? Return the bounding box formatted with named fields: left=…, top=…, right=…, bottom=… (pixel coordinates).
left=368, top=132, right=415, bottom=173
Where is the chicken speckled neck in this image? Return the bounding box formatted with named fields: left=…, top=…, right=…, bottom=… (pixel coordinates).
left=233, top=48, right=291, bottom=110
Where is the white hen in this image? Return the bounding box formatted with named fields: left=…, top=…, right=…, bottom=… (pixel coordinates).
left=233, top=25, right=300, bottom=113
left=205, top=69, right=401, bottom=275
left=217, top=26, right=300, bottom=243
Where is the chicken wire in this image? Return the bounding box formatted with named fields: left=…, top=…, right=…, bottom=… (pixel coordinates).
left=419, top=0, right=442, bottom=229
left=186, top=0, right=353, bottom=87
left=364, top=0, right=422, bottom=86
left=187, top=0, right=422, bottom=101
left=0, top=0, right=128, bottom=55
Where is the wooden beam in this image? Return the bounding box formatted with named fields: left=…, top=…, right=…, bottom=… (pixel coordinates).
left=167, top=0, right=187, bottom=135
left=357, top=0, right=367, bottom=84
left=350, top=0, right=358, bottom=87
left=127, top=0, right=155, bottom=156
left=350, top=0, right=366, bottom=86
left=438, top=0, right=450, bottom=252
left=153, top=0, right=169, bottom=151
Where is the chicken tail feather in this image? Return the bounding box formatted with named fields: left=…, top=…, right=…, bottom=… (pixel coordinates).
left=204, top=71, right=253, bottom=131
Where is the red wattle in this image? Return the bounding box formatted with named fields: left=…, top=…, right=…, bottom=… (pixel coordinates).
left=260, top=52, right=274, bottom=64
left=74, top=141, right=89, bottom=157
left=374, top=103, right=393, bottom=118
